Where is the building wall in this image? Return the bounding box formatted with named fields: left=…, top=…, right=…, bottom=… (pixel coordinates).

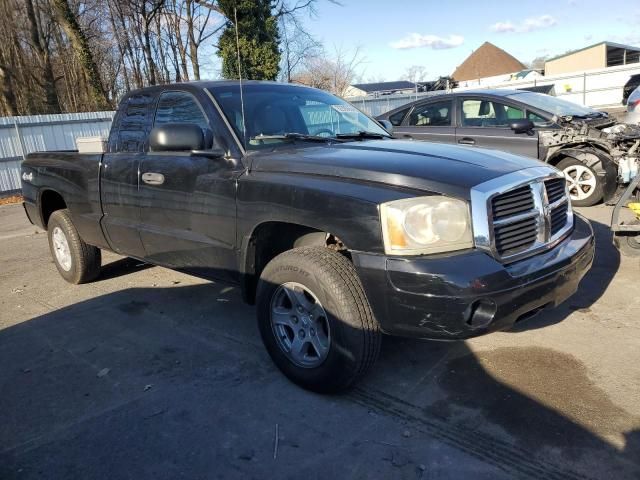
left=545, top=44, right=607, bottom=76
left=343, top=86, right=367, bottom=98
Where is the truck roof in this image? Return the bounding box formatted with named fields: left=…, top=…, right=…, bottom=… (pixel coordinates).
left=121, top=80, right=310, bottom=98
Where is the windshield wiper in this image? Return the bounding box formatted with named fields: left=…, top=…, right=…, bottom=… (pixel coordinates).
left=335, top=131, right=389, bottom=140
left=251, top=133, right=344, bottom=143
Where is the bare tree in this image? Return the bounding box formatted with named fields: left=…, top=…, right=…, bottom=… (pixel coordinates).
left=0, top=0, right=341, bottom=115
left=25, top=0, right=61, bottom=112
left=51, top=0, right=109, bottom=109
left=530, top=56, right=548, bottom=71
left=184, top=0, right=223, bottom=80
left=402, top=65, right=429, bottom=83
left=278, top=7, right=321, bottom=82
left=293, top=46, right=365, bottom=97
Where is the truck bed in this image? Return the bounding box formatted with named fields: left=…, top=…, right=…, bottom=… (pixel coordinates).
left=21, top=151, right=107, bottom=249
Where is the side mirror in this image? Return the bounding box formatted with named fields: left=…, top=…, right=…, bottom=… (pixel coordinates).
left=509, top=119, right=534, bottom=134
left=149, top=123, right=204, bottom=151
left=378, top=119, right=394, bottom=134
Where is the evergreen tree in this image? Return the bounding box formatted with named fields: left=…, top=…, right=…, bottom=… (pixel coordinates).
left=217, top=0, right=280, bottom=81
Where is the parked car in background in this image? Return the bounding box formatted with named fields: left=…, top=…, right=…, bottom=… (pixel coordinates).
left=378, top=90, right=640, bottom=207
left=21, top=81, right=595, bottom=392
left=622, top=74, right=640, bottom=105
left=627, top=86, right=640, bottom=112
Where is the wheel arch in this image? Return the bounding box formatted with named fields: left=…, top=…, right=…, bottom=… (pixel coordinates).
left=239, top=221, right=347, bottom=305
left=39, top=189, right=67, bottom=229
left=547, top=146, right=618, bottom=202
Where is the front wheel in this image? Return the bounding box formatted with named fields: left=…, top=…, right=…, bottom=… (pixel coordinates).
left=256, top=247, right=381, bottom=393
left=47, top=209, right=101, bottom=284
left=557, top=157, right=604, bottom=207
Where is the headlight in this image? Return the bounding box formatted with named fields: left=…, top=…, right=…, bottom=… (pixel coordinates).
left=379, top=196, right=473, bottom=255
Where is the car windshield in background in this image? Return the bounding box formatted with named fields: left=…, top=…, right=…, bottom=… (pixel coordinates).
left=208, top=84, right=390, bottom=150
left=506, top=91, right=604, bottom=118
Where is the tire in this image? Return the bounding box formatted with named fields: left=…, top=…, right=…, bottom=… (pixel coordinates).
left=256, top=247, right=381, bottom=393
left=614, top=233, right=640, bottom=257
left=47, top=209, right=101, bottom=284
left=556, top=157, right=604, bottom=207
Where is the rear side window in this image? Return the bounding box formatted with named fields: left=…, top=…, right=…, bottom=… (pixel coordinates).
left=117, top=92, right=156, bottom=152
left=388, top=107, right=410, bottom=126
left=154, top=91, right=208, bottom=131
left=408, top=100, right=452, bottom=126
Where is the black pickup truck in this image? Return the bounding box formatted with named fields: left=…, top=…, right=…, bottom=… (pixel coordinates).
left=21, top=81, right=595, bottom=392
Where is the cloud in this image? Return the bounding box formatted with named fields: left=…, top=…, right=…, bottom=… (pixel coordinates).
left=610, top=33, right=640, bottom=46
left=490, top=15, right=557, bottom=33
left=390, top=33, right=464, bottom=50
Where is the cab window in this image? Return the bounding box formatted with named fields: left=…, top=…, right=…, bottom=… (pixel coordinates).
left=154, top=91, right=209, bottom=131
left=117, top=92, right=156, bottom=152
left=408, top=100, right=452, bottom=127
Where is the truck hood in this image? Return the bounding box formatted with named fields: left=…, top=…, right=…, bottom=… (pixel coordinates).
left=249, top=139, right=546, bottom=198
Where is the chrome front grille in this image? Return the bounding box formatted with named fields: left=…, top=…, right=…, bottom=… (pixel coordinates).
left=545, top=178, right=566, bottom=204
left=493, top=211, right=537, bottom=256
left=491, top=185, right=535, bottom=221
left=550, top=202, right=569, bottom=236
left=471, top=167, right=574, bottom=263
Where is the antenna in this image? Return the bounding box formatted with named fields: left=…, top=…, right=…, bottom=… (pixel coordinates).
left=234, top=7, right=247, bottom=150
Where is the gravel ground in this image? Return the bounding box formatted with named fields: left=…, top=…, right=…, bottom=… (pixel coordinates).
left=0, top=202, right=639, bottom=480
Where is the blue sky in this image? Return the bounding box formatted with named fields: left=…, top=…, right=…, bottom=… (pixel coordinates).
left=301, top=0, right=640, bottom=81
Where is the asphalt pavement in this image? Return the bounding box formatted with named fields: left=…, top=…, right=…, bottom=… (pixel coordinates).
left=0, top=202, right=639, bottom=480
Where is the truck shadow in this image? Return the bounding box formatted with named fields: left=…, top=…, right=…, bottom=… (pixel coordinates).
left=97, top=257, right=154, bottom=281
left=0, top=222, right=635, bottom=478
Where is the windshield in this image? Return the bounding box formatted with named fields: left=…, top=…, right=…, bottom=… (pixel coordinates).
left=506, top=91, right=604, bottom=118
left=208, top=83, right=390, bottom=149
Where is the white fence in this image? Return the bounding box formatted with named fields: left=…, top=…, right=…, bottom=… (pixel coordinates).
left=0, top=112, right=114, bottom=194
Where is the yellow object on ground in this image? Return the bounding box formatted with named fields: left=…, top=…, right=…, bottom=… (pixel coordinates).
left=629, top=203, right=640, bottom=217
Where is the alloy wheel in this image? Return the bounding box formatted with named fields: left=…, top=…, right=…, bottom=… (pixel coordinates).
left=563, top=164, right=597, bottom=201
left=270, top=282, right=331, bottom=368
left=52, top=226, right=72, bottom=271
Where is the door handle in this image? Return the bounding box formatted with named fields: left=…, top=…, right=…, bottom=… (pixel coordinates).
left=458, top=137, right=476, bottom=145
left=141, top=172, right=165, bottom=185
left=403, top=134, right=413, bottom=139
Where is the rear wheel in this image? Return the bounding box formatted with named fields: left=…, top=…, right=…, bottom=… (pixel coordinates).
left=557, top=157, right=604, bottom=207
left=256, top=247, right=381, bottom=393
left=47, top=209, right=101, bottom=284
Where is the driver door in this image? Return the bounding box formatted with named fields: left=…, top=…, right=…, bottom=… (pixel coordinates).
left=138, top=89, right=241, bottom=280
left=455, top=97, right=539, bottom=158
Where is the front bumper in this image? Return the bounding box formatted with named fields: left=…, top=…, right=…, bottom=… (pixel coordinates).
left=352, top=214, right=594, bottom=340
